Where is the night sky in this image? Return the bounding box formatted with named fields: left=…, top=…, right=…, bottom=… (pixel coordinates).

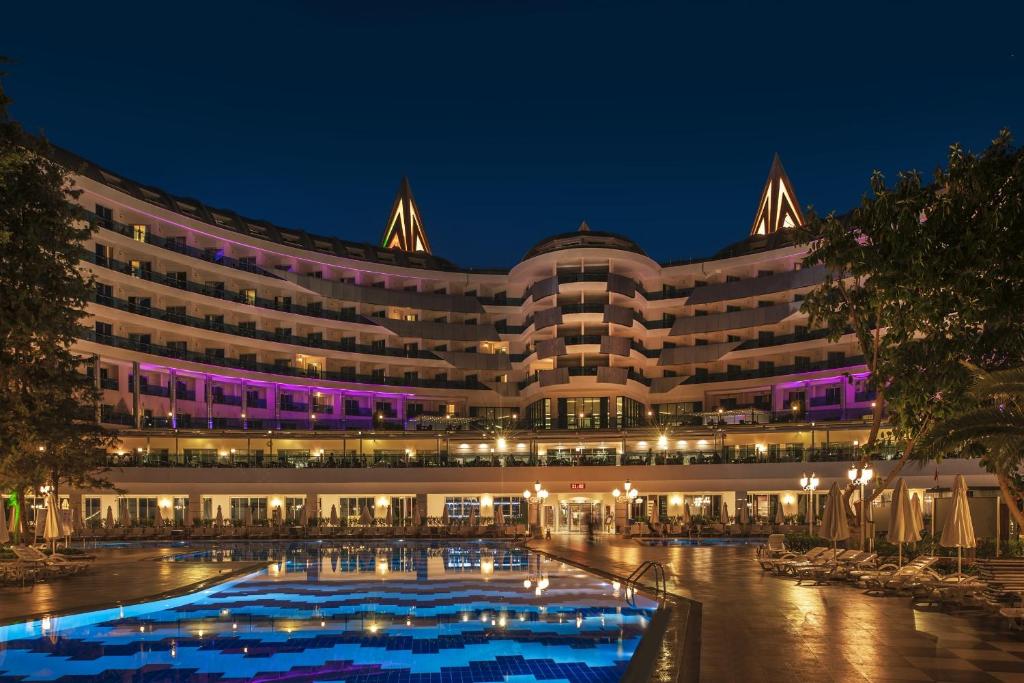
left=3, top=2, right=1022, bottom=268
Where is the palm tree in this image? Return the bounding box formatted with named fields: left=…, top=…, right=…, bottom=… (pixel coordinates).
left=920, top=365, right=1024, bottom=527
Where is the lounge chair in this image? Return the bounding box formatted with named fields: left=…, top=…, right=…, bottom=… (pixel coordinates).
left=777, top=548, right=855, bottom=576
left=860, top=556, right=940, bottom=595
left=11, top=546, right=89, bottom=577
left=761, top=546, right=824, bottom=572
left=755, top=534, right=790, bottom=569
left=795, top=551, right=876, bottom=585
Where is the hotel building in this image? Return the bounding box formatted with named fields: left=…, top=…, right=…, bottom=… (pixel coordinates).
left=50, top=147, right=993, bottom=532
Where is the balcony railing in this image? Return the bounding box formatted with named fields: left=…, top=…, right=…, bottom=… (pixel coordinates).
left=90, top=292, right=438, bottom=360
left=102, top=444, right=958, bottom=469
left=81, top=329, right=487, bottom=391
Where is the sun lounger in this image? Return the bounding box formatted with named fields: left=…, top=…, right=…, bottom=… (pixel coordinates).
left=861, top=556, right=940, bottom=594
left=764, top=546, right=828, bottom=573
left=11, top=546, right=89, bottom=577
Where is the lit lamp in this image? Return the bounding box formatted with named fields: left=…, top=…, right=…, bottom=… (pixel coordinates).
left=848, top=464, right=874, bottom=550
left=522, top=481, right=547, bottom=533
left=799, top=472, right=819, bottom=535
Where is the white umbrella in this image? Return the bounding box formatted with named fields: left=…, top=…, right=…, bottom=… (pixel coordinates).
left=887, top=479, right=919, bottom=567
left=467, top=506, right=478, bottom=528
left=385, top=504, right=393, bottom=526
left=214, top=505, right=224, bottom=527
left=330, top=504, right=340, bottom=527
left=940, top=474, right=977, bottom=579
left=44, top=493, right=63, bottom=550
left=738, top=501, right=750, bottom=525
left=719, top=501, right=730, bottom=525
left=821, top=482, right=851, bottom=561
left=154, top=503, right=164, bottom=529
left=442, top=502, right=451, bottom=526
left=272, top=507, right=282, bottom=527
left=359, top=505, right=373, bottom=526
left=244, top=505, right=253, bottom=528
left=0, top=500, right=9, bottom=544
left=681, top=503, right=691, bottom=525
left=911, top=493, right=925, bottom=538
left=105, top=505, right=114, bottom=529
left=494, top=505, right=505, bottom=527
left=773, top=499, right=786, bottom=526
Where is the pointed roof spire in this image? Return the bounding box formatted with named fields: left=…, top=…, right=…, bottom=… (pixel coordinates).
left=380, top=177, right=432, bottom=254
left=750, top=153, right=805, bottom=236
left=577, top=220, right=590, bottom=232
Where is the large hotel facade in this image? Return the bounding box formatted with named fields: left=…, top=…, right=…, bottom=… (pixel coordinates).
left=53, top=147, right=992, bottom=532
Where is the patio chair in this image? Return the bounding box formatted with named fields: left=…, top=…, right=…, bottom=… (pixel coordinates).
left=775, top=548, right=852, bottom=576
left=796, top=551, right=876, bottom=585
left=860, top=556, right=940, bottom=595
left=12, top=546, right=89, bottom=577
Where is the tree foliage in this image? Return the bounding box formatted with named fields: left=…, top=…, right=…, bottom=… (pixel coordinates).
left=0, top=59, right=117, bottom=535
left=799, top=131, right=1024, bottom=498
left=919, top=365, right=1024, bottom=527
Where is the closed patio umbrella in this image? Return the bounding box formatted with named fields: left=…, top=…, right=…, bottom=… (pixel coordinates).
left=385, top=504, right=393, bottom=526
left=911, top=493, right=925, bottom=538
left=442, top=502, right=450, bottom=526
left=494, top=505, right=505, bottom=528
left=153, top=503, right=163, bottom=529
left=467, top=506, right=478, bottom=528
left=738, top=501, right=750, bottom=525
left=359, top=505, right=373, bottom=526
left=330, top=504, right=340, bottom=526
left=105, top=505, right=114, bottom=529
left=887, top=479, right=919, bottom=567
left=720, top=501, right=730, bottom=525
left=0, top=501, right=9, bottom=544
left=681, top=503, right=691, bottom=525
left=821, top=481, right=851, bottom=561
left=940, top=474, right=977, bottom=579
left=73, top=507, right=84, bottom=534
left=244, top=505, right=253, bottom=528
left=773, top=499, right=786, bottom=526
left=214, top=505, right=223, bottom=527
left=44, top=493, right=63, bottom=551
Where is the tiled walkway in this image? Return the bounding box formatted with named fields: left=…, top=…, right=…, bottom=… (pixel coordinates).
left=0, top=546, right=263, bottom=625
left=531, top=536, right=1024, bottom=683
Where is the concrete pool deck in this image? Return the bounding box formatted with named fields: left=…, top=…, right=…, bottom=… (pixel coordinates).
left=0, top=546, right=264, bottom=626
left=530, top=535, right=1024, bottom=683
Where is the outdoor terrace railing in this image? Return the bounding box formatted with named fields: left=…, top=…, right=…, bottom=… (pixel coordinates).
left=101, top=445, right=934, bottom=469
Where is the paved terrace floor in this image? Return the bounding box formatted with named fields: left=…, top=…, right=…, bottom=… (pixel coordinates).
left=531, top=536, right=1024, bottom=683
left=0, top=546, right=263, bottom=625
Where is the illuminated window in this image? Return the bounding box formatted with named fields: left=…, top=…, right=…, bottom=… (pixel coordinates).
left=132, top=224, right=147, bottom=242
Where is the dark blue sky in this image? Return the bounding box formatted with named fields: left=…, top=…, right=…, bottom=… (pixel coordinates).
left=3, top=1, right=1022, bottom=267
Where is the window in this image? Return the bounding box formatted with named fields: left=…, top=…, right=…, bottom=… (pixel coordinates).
left=492, top=496, right=524, bottom=521
left=95, top=204, right=113, bottom=226
left=525, top=398, right=551, bottom=430
left=132, top=224, right=147, bottom=242
left=167, top=341, right=188, bottom=355
left=344, top=398, right=361, bottom=415
left=95, top=321, right=113, bottom=337
left=284, top=497, right=305, bottom=523
left=230, top=497, right=267, bottom=523
left=129, top=260, right=151, bottom=277
left=758, top=361, right=775, bottom=376
left=120, top=497, right=159, bottom=523
left=339, top=496, right=376, bottom=523
left=95, top=282, right=112, bottom=299
left=794, top=355, right=810, bottom=370
left=444, top=496, right=480, bottom=520
left=241, top=289, right=256, bottom=305
left=758, top=331, right=775, bottom=346
left=84, top=497, right=102, bottom=526
left=166, top=305, right=186, bottom=321
left=824, top=387, right=842, bottom=405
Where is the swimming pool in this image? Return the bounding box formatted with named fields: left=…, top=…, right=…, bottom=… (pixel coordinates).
left=0, top=542, right=658, bottom=682
left=639, top=537, right=766, bottom=547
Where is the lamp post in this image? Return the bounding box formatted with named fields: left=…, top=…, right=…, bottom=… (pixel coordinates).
left=612, top=480, right=640, bottom=532
left=522, top=480, right=548, bottom=536
left=799, top=472, right=819, bottom=535
left=848, top=464, right=874, bottom=550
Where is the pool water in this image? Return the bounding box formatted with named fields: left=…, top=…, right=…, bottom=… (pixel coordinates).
left=639, top=537, right=766, bottom=547
left=0, top=542, right=658, bottom=683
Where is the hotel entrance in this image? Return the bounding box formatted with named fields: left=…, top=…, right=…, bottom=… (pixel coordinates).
left=558, top=498, right=602, bottom=533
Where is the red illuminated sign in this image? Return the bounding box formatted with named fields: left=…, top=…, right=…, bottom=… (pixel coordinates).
left=570, top=483, right=586, bottom=490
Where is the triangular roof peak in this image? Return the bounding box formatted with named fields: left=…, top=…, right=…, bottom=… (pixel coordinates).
left=750, top=153, right=805, bottom=236
left=380, top=177, right=432, bottom=254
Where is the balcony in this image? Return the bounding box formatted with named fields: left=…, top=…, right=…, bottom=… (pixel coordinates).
left=81, top=329, right=488, bottom=391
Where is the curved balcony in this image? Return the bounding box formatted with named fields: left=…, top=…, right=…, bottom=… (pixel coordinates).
left=91, top=292, right=440, bottom=361
left=87, top=210, right=278, bottom=278
left=80, top=329, right=488, bottom=391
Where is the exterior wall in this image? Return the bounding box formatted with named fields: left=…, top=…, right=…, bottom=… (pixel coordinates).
left=50, top=157, right=999, bottom=522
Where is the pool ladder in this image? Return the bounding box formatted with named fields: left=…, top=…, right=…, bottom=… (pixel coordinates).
left=624, top=560, right=668, bottom=604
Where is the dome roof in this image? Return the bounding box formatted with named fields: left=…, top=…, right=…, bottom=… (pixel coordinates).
left=523, top=228, right=647, bottom=260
